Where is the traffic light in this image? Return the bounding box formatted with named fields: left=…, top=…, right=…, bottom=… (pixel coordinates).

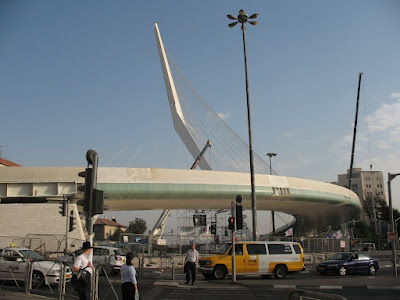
left=236, top=205, right=243, bottom=230
left=210, top=223, right=216, bottom=234
left=92, top=189, right=104, bottom=215
left=78, top=167, right=93, bottom=214
left=236, top=195, right=243, bottom=230
left=59, top=201, right=66, bottom=216
left=69, top=211, right=76, bottom=232
left=228, top=217, right=235, bottom=230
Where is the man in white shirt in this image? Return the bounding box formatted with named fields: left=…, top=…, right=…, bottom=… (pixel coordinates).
left=184, top=243, right=199, bottom=285
left=73, top=241, right=93, bottom=300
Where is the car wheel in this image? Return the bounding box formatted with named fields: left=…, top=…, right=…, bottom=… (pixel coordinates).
left=273, top=265, right=288, bottom=279
left=212, top=266, right=226, bottom=280
left=339, top=266, right=347, bottom=276
left=368, top=265, right=376, bottom=275
left=32, top=271, right=45, bottom=288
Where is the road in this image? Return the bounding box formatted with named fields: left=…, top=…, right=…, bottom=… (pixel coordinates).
left=1, top=267, right=400, bottom=299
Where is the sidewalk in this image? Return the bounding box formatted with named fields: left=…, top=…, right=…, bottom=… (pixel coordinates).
left=0, top=290, right=56, bottom=300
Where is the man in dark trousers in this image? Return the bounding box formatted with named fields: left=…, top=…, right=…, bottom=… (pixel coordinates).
left=73, top=242, right=93, bottom=300
left=184, top=243, right=199, bottom=285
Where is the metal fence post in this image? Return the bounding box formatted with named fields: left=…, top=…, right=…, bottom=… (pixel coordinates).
left=24, top=258, right=31, bottom=295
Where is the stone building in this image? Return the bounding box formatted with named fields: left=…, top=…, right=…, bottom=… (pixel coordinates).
left=94, top=217, right=127, bottom=240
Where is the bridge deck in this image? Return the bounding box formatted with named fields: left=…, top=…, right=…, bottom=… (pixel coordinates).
left=0, top=167, right=361, bottom=232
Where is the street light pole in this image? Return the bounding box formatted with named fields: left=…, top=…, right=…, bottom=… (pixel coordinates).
left=388, top=172, right=400, bottom=276
left=227, top=10, right=259, bottom=241
left=267, top=153, right=277, bottom=235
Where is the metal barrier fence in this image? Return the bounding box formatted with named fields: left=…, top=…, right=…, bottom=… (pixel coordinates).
left=1, top=246, right=399, bottom=299
left=0, top=252, right=73, bottom=299
left=140, top=256, right=175, bottom=281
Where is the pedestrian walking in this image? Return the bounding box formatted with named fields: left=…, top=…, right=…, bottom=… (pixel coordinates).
left=184, top=243, right=199, bottom=285
left=73, top=241, right=93, bottom=300
left=121, top=252, right=139, bottom=300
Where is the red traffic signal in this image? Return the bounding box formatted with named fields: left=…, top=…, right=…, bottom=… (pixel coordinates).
left=228, top=217, right=235, bottom=230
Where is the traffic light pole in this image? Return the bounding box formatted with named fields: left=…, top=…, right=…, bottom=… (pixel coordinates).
left=231, top=201, right=236, bottom=283
left=214, top=212, right=218, bottom=250
left=59, top=195, right=70, bottom=300
left=86, top=150, right=98, bottom=245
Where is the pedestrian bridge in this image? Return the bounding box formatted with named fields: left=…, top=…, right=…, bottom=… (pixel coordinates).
left=0, top=166, right=361, bottom=233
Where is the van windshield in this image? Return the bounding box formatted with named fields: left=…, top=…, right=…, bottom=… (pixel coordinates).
left=216, top=243, right=231, bottom=254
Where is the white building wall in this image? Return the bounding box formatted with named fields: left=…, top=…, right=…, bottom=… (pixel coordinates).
left=0, top=203, right=85, bottom=253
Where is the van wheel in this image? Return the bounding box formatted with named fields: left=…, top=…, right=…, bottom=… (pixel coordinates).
left=273, top=265, right=287, bottom=279
left=212, top=266, right=226, bottom=280
left=32, top=271, right=45, bottom=288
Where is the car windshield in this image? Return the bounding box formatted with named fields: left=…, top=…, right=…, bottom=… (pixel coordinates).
left=215, top=243, right=232, bottom=254
left=330, top=253, right=352, bottom=260
left=114, top=249, right=124, bottom=256
left=20, top=250, right=44, bottom=260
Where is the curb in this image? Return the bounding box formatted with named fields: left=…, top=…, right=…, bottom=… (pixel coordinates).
left=273, top=285, right=400, bottom=291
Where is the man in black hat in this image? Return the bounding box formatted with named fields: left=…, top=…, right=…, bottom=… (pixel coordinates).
left=73, top=241, right=93, bottom=300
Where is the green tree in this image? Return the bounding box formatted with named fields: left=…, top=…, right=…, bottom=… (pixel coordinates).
left=351, top=221, right=372, bottom=239
left=126, top=217, right=147, bottom=234
left=363, top=196, right=375, bottom=220
left=109, top=227, right=123, bottom=241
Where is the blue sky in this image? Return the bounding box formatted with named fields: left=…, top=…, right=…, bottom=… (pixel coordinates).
left=1, top=1, right=399, bottom=230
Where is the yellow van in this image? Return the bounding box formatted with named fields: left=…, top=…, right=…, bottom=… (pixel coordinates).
left=198, top=241, right=304, bottom=279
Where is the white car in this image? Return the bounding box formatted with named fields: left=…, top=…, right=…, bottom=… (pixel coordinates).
left=0, top=247, right=72, bottom=288
left=59, top=246, right=126, bottom=274
left=91, top=246, right=126, bottom=273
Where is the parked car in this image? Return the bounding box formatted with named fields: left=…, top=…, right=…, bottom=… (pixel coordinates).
left=316, top=252, right=379, bottom=276
left=0, top=247, right=72, bottom=287
left=59, top=246, right=126, bottom=274
left=351, top=242, right=376, bottom=252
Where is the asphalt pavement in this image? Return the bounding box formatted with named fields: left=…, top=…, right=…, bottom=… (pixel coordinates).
left=1, top=263, right=400, bottom=300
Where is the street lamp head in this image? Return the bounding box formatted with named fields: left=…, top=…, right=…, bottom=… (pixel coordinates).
left=228, top=10, right=258, bottom=27
left=267, top=153, right=277, bottom=158
left=249, top=13, right=259, bottom=19
left=228, top=22, right=238, bottom=28
left=238, top=10, right=248, bottom=24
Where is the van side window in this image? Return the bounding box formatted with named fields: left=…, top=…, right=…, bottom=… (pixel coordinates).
left=228, top=244, right=243, bottom=255
left=293, top=244, right=302, bottom=254
left=247, top=244, right=266, bottom=255
left=268, top=244, right=293, bottom=254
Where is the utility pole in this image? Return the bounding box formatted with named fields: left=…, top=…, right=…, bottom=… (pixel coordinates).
left=388, top=172, right=399, bottom=276
left=267, top=153, right=277, bottom=235
left=227, top=10, right=259, bottom=241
